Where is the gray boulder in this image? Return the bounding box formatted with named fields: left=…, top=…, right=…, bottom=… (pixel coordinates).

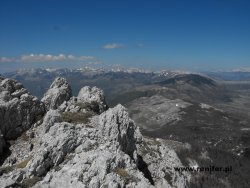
left=41, top=77, right=72, bottom=110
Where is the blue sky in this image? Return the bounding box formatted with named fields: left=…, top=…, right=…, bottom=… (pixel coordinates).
left=0, top=0, right=249, bottom=72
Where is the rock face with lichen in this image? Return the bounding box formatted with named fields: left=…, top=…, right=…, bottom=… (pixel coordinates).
left=0, top=77, right=190, bottom=188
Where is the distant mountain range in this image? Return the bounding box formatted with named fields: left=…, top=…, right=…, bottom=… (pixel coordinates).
left=205, top=71, right=250, bottom=81
left=1, top=68, right=196, bottom=100
left=1, top=68, right=250, bottom=187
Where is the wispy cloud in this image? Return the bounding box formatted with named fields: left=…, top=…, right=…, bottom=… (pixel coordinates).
left=0, top=54, right=95, bottom=63
left=137, top=43, right=144, bottom=48
left=102, top=43, right=125, bottom=49
left=0, top=57, right=16, bottom=63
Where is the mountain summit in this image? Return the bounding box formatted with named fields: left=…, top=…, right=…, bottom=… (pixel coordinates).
left=0, top=77, right=190, bottom=188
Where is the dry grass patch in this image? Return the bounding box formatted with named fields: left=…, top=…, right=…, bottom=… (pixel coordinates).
left=75, top=101, right=100, bottom=113
left=113, top=168, right=129, bottom=177
left=151, top=139, right=161, bottom=146
left=0, top=157, right=31, bottom=175
left=16, top=157, right=31, bottom=169
left=21, top=176, right=42, bottom=188
left=61, top=111, right=93, bottom=124
left=0, top=165, right=15, bottom=175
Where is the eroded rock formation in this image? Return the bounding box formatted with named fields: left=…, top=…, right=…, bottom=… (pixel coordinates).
left=0, top=77, right=190, bottom=188
left=0, top=76, right=45, bottom=141
left=41, top=77, right=72, bottom=110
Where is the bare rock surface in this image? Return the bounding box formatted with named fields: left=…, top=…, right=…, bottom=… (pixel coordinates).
left=58, top=86, right=108, bottom=115
left=0, top=77, right=190, bottom=188
left=138, top=137, right=191, bottom=188
left=0, top=77, right=45, bottom=141
left=78, top=86, right=108, bottom=113
left=41, top=77, right=72, bottom=110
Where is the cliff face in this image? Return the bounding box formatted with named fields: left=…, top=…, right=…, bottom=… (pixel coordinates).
left=0, top=77, right=190, bottom=188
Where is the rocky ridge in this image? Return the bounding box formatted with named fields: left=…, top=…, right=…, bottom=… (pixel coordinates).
left=0, top=76, right=190, bottom=188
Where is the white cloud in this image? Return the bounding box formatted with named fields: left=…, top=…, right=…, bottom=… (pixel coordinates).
left=77, top=56, right=95, bottom=60
left=103, top=43, right=125, bottom=49
left=0, top=57, right=16, bottom=63
left=0, top=54, right=95, bottom=63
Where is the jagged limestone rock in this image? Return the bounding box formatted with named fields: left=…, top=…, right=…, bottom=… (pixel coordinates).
left=138, top=138, right=191, bottom=188
left=0, top=77, right=190, bottom=188
left=41, top=109, right=62, bottom=133
left=58, top=86, right=108, bottom=115
left=0, top=77, right=45, bottom=140
left=31, top=105, right=151, bottom=187
left=41, top=77, right=72, bottom=110
left=77, top=86, right=108, bottom=113
left=98, top=104, right=142, bottom=158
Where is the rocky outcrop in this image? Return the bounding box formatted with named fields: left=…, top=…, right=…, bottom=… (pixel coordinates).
left=58, top=87, right=108, bottom=115
left=78, top=86, right=108, bottom=113
left=0, top=105, right=150, bottom=187
left=41, top=77, right=107, bottom=114
left=0, top=77, right=190, bottom=188
left=41, top=77, right=72, bottom=110
left=0, top=77, right=45, bottom=140
left=138, top=138, right=191, bottom=187
left=98, top=105, right=141, bottom=158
